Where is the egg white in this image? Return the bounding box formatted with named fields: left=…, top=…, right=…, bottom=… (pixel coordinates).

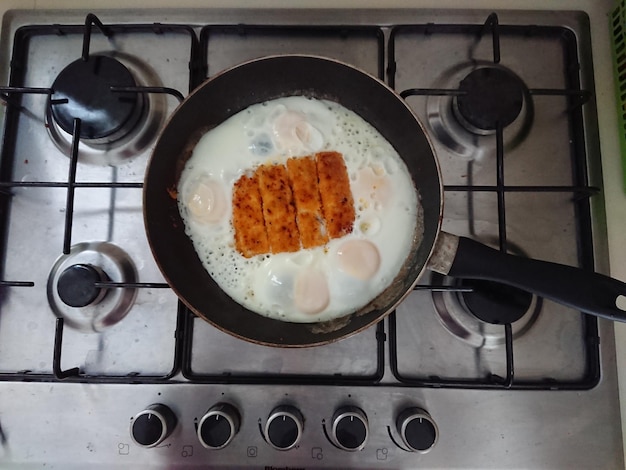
left=177, top=96, right=419, bottom=323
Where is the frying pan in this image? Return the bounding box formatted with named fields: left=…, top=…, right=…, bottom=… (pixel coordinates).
left=144, top=55, right=626, bottom=347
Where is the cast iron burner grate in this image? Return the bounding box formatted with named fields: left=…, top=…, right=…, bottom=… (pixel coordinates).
left=387, top=12, right=600, bottom=390
left=0, top=12, right=601, bottom=392
left=0, top=13, right=197, bottom=383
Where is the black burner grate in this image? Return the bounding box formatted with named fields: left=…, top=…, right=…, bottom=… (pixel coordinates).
left=387, top=13, right=600, bottom=390
left=0, top=13, right=198, bottom=383
left=0, top=12, right=602, bottom=391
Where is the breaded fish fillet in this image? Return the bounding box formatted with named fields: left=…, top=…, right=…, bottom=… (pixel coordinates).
left=286, top=156, right=329, bottom=249
left=315, top=151, right=355, bottom=239
left=232, top=174, right=270, bottom=258
left=257, top=163, right=301, bottom=253
left=231, top=153, right=355, bottom=257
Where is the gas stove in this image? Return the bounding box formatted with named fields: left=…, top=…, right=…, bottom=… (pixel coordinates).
left=0, top=7, right=622, bottom=469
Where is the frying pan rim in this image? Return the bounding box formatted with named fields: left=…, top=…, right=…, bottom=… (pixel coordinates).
left=143, top=53, right=445, bottom=347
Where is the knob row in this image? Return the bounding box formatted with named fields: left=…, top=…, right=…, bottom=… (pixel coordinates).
left=130, top=403, right=437, bottom=453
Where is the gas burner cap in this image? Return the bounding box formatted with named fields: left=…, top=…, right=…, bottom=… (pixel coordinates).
left=457, top=278, right=532, bottom=325
left=45, top=52, right=168, bottom=166
left=431, top=273, right=540, bottom=348
left=430, top=238, right=540, bottom=347
left=57, top=263, right=108, bottom=308
left=50, top=55, right=142, bottom=141
left=455, top=67, right=526, bottom=133
left=425, top=61, right=533, bottom=158
left=47, top=242, right=137, bottom=333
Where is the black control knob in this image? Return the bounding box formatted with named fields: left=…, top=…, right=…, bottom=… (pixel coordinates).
left=396, top=408, right=438, bottom=453
left=197, top=403, right=241, bottom=449
left=57, top=263, right=108, bottom=307
left=264, top=406, right=303, bottom=451
left=330, top=406, right=369, bottom=451
left=130, top=404, right=177, bottom=448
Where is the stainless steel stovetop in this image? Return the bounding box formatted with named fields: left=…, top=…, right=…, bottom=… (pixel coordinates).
left=0, top=8, right=622, bottom=469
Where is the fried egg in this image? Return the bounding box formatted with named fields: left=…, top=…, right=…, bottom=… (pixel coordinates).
left=178, top=96, right=419, bottom=323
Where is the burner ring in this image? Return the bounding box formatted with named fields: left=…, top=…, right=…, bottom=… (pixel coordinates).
left=47, top=242, right=137, bottom=333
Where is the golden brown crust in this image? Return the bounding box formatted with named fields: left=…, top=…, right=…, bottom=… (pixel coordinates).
left=232, top=174, right=269, bottom=258
left=257, top=164, right=301, bottom=253
left=286, top=157, right=329, bottom=248
left=231, top=152, right=355, bottom=257
left=316, top=151, right=355, bottom=239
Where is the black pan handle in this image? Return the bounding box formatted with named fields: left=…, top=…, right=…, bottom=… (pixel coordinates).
left=429, top=233, right=626, bottom=322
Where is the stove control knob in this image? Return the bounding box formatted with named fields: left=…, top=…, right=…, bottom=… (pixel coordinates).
left=330, top=406, right=369, bottom=451
left=264, top=405, right=303, bottom=451
left=130, top=403, right=177, bottom=448
left=396, top=408, right=438, bottom=453
left=197, top=403, right=241, bottom=449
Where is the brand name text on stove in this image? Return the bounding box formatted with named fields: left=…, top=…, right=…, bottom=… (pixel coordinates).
left=265, top=466, right=305, bottom=470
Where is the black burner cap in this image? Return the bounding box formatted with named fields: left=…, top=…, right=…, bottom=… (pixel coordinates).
left=57, top=264, right=105, bottom=308
left=50, top=55, right=139, bottom=140
left=458, top=278, right=532, bottom=324
left=456, top=67, right=526, bottom=131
